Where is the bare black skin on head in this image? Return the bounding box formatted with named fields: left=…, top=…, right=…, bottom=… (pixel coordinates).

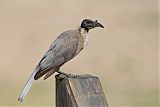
left=81, top=19, right=104, bottom=32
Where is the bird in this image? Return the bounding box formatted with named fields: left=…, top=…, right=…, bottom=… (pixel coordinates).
left=18, top=19, right=104, bottom=102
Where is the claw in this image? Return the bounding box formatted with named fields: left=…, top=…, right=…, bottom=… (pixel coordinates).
left=57, top=71, right=79, bottom=78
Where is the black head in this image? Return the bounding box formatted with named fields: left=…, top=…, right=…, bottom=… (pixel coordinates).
left=81, top=19, right=104, bottom=31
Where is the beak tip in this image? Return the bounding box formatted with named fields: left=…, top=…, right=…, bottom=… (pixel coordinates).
left=99, top=24, right=104, bottom=28
left=95, top=21, right=104, bottom=28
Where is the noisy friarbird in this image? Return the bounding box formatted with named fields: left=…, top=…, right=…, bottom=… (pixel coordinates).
left=18, top=19, right=104, bottom=102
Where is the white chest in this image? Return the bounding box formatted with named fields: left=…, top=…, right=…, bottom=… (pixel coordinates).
left=80, top=28, right=88, bottom=48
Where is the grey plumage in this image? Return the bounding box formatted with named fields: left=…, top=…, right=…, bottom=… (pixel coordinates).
left=18, top=19, right=104, bottom=102
left=35, top=29, right=84, bottom=80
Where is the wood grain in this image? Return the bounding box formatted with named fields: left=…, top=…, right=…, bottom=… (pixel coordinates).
left=56, top=74, right=108, bottom=107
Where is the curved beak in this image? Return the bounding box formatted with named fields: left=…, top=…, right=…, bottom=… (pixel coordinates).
left=95, top=20, right=104, bottom=28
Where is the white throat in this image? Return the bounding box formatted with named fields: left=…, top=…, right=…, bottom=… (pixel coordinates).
left=80, top=28, right=88, bottom=48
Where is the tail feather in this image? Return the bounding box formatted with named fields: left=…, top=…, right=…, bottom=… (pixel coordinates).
left=18, top=71, right=36, bottom=102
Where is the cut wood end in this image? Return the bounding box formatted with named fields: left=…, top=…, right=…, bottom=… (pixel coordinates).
left=55, top=73, right=98, bottom=80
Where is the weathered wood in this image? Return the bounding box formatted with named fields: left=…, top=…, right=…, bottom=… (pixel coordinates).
left=55, top=74, right=108, bottom=107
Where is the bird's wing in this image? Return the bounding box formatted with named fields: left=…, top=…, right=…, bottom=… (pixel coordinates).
left=34, top=30, right=80, bottom=79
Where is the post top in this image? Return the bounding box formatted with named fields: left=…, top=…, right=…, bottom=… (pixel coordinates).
left=55, top=73, right=98, bottom=80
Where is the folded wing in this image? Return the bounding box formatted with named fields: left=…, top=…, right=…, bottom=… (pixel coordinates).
left=34, top=30, right=80, bottom=80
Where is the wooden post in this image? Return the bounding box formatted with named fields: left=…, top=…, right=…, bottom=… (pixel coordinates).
left=55, top=74, right=108, bottom=107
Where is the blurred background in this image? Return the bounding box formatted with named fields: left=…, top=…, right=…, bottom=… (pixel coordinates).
left=0, top=0, right=158, bottom=107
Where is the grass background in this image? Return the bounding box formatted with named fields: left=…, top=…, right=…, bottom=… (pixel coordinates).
left=0, top=0, right=158, bottom=107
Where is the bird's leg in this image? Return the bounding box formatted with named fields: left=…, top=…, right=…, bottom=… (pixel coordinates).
left=57, top=71, right=79, bottom=78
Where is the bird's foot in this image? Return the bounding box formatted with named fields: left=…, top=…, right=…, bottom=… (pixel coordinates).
left=57, top=71, right=79, bottom=78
